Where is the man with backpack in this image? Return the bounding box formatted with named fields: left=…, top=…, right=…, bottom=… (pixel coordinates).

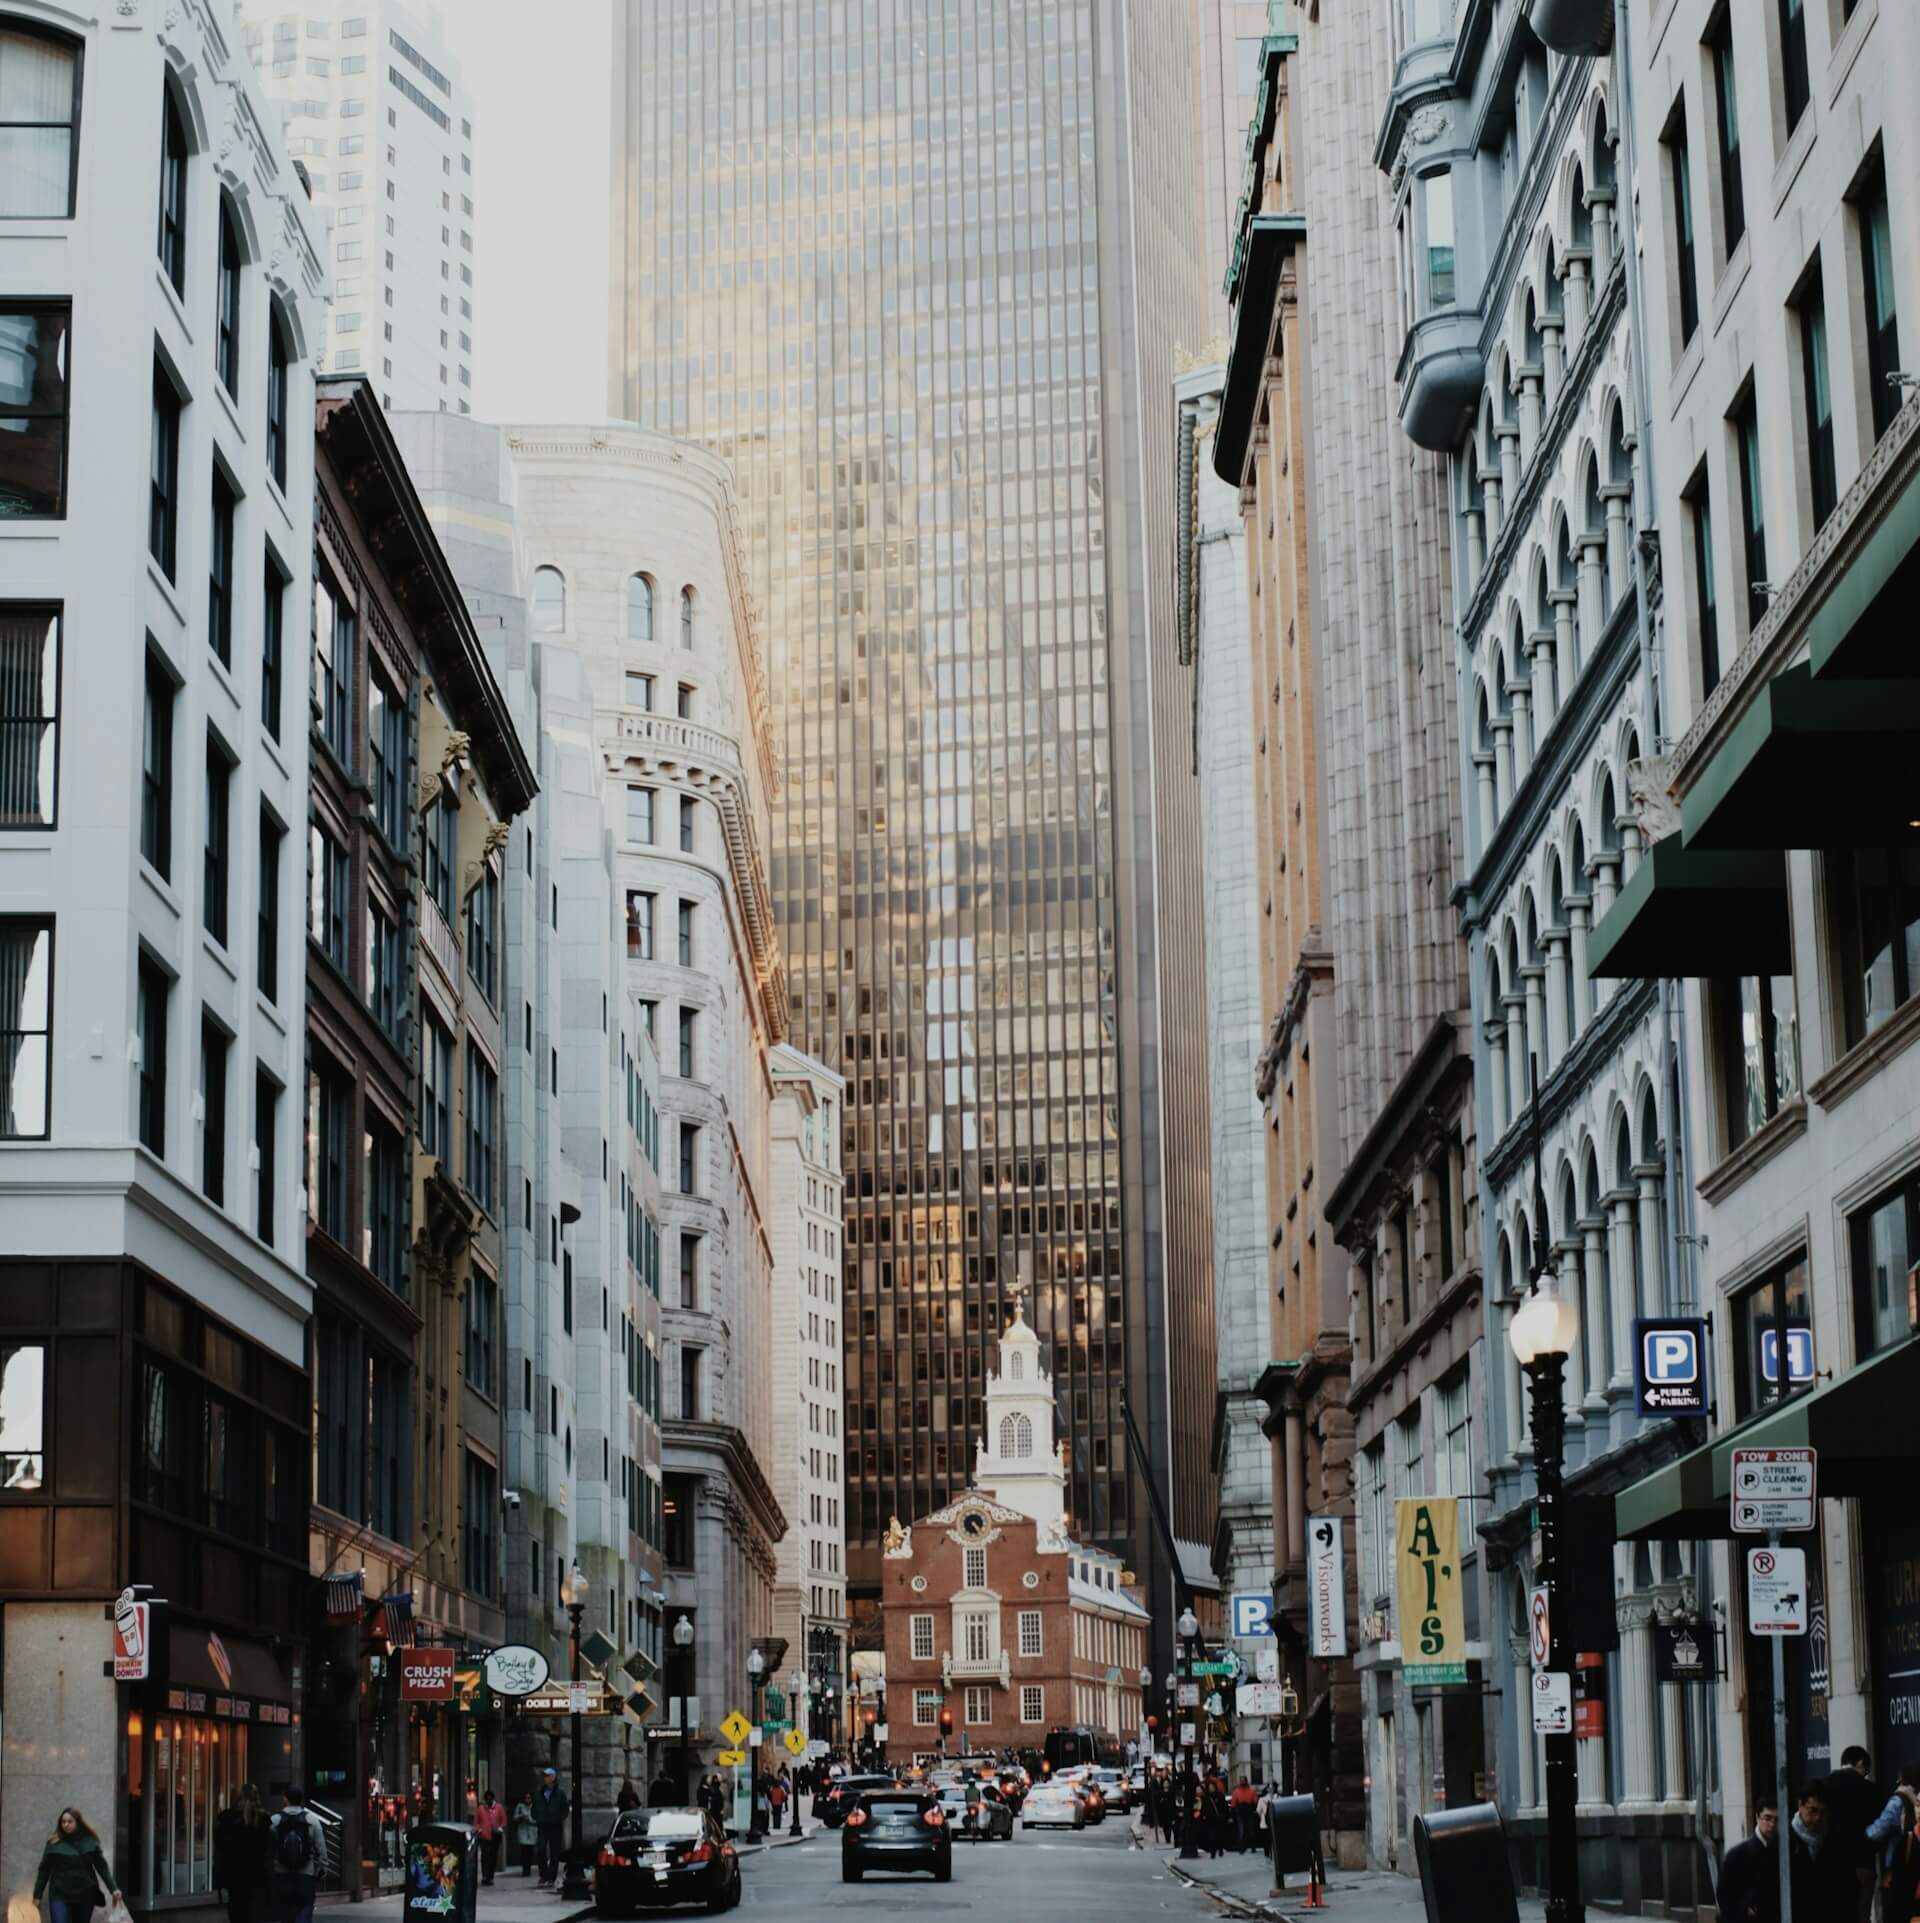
left=268, top=1787, right=326, bottom=1923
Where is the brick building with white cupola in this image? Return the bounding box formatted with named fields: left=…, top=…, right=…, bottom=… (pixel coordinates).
left=878, top=1308, right=1150, bottom=1762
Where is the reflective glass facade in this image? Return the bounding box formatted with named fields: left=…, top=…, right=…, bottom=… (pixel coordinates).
left=609, top=0, right=1214, bottom=1603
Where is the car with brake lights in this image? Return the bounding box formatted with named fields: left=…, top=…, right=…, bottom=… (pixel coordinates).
left=593, top=1807, right=740, bottom=1914
left=842, top=1786, right=953, bottom=1882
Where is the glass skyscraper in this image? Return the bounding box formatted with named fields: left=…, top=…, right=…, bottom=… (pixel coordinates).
left=608, top=0, right=1217, bottom=1622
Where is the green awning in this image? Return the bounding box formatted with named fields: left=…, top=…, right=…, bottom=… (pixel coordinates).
left=1680, top=664, right=1920, bottom=850
left=1615, top=1335, right=1920, bottom=1540
left=1586, top=835, right=1791, bottom=980
left=1806, top=459, right=1920, bottom=681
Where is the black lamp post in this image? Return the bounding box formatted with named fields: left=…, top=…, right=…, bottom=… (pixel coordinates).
left=1511, top=1057, right=1584, bottom=1923
left=561, top=1561, right=592, bottom=1900
left=672, top=1613, right=695, bottom=1802
left=788, top=1674, right=805, bottom=1835
left=1177, top=1606, right=1201, bottom=1861
left=746, top=1648, right=766, bottom=1841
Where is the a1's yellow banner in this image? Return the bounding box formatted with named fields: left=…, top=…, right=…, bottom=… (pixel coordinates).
left=1395, top=1497, right=1467, bottom=1684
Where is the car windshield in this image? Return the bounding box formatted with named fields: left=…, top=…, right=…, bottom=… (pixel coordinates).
left=609, top=1811, right=703, bottom=1842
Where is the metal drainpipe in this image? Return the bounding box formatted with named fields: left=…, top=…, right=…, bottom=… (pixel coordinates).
left=1613, top=0, right=1718, bottom=1880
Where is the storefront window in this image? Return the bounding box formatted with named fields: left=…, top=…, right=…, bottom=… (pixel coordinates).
left=0, top=1341, right=45, bottom=1488
left=1713, top=974, right=1801, bottom=1150
left=137, top=1704, right=251, bottom=1897
left=1851, top=1173, right=1919, bottom=1367
left=1830, top=847, right=1920, bottom=1047
left=1731, top=1254, right=1811, bottom=1419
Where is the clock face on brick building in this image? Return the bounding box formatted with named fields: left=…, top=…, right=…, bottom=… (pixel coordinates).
left=961, top=1511, right=987, bottom=1539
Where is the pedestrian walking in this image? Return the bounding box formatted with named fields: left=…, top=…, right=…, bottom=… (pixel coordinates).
left=266, top=1786, right=327, bottom=1923
left=213, top=1786, right=272, bottom=1923
left=1718, top=1795, right=1780, bottom=1923
left=532, top=1767, right=570, bottom=1887
left=33, top=1808, right=121, bottom=1923
left=510, top=1796, right=536, bottom=1877
left=471, top=1792, right=505, bottom=1886
left=1230, top=1774, right=1260, bottom=1854
left=1871, top=1767, right=1920, bottom=1923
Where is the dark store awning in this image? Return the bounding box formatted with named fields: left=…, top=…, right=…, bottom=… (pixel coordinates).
left=1586, top=836, right=1791, bottom=980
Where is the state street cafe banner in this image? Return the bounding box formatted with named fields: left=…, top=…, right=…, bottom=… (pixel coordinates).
left=1396, top=1497, right=1467, bottom=1685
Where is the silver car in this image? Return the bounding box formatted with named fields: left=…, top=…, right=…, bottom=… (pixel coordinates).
left=1020, top=1780, right=1086, bottom=1831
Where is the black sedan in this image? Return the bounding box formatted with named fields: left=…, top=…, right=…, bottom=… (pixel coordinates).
left=842, top=1788, right=952, bottom=1883
left=593, top=1807, right=741, bottom=1914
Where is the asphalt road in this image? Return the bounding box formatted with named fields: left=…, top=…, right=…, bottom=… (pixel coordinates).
left=734, top=1819, right=1215, bottom=1921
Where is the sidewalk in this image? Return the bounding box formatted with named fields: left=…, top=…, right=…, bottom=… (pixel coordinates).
left=1161, top=1844, right=1550, bottom=1920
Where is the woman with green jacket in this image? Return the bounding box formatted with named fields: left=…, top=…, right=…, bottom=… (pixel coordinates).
left=33, top=1807, right=121, bottom=1923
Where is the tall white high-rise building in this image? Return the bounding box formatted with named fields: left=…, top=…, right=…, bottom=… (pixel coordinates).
left=239, top=0, right=475, bottom=413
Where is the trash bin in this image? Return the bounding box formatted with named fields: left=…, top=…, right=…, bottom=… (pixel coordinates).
left=1267, top=1793, right=1319, bottom=1879
left=405, top=1823, right=479, bottom=1923
left=1413, top=1803, right=1519, bottom=1923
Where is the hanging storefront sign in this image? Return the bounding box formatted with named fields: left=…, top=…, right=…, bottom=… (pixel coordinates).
left=1395, top=1497, right=1467, bottom=1685
left=398, top=1646, right=458, bottom=1702
left=1652, top=1621, right=1719, bottom=1682
left=1307, top=1517, right=1348, bottom=1658
left=482, top=1645, right=551, bottom=1698
left=114, top=1596, right=152, bottom=1682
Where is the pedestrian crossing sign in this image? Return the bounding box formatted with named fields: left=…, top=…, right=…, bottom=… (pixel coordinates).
left=784, top=1727, right=808, bottom=1757
left=721, top=1709, right=752, bottom=1747
left=717, top=1748, right=746, bottom=1767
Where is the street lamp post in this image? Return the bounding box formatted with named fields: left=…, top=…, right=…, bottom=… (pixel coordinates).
left=560, top=1562, right=592, bottom=1901
left=1511, top=1062, right=1585, bottom=1923
left=672, top=1614, right=695, bottom=1802
left=789, top=1675, right=805, bottom=1835
left=746, top=1648, right=766, bottom=1842
left=1177, top=1606, right=1201, bottom=1862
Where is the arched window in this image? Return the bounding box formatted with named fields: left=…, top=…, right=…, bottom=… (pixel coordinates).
left=627, top=573, right=654, bottom=642
left=998, top=1415, right=1018, bottom=1458
left=531, top=566, right=565, bottom=633
left=1013, top=1414, right=1034, bottom=1458
left=679, top=586, right=695, bottom=649
left=0, top=19, right=82, bottom=218
left=266, top=304, right=290, bottom=492
left=1009, top=1351, right=1023, bottom=1381
left=217, top=197, right=243, bottom=398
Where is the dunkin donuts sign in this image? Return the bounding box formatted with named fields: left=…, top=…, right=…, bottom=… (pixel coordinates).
left=399, top=1647, right=457, bottom=1701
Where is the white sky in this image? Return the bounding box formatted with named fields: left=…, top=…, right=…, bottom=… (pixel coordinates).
left=457, top=0, right=615, bottom=425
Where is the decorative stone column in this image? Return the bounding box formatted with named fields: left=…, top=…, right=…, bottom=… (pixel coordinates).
left=1542, top=318, right=1564, bottom=398
left=1474, top=752, right=1498, bottom=854
left=1578, top=534, right=1608, bottom=656
left=1508, top=673, right=1534, bottom=781
left=1511, top=1637, right=1540, bottom=1810
left=1529, top=631, right=1557, bottom=742
left=1544, top=926, right=1572, bottom=1065
left=1550, top=586, right=1579, bottom=699
left=1504, top=992, right=1528, bottom=1124
left=1498, top=424, right=1521, bottom=506
left=1482, top=465, right=1504, bottom=545
left=1587, top=187, right=1615, bottom=271
left=1616, top=1582, right=1660, bottom=1811
left=1521, top=964, right=1547, bottom=1094
left=1634, top=1163, right=1668, bottom=1319
left=1606, top=1188, right=1641, bottom=1328
left=1284, top=1407, right=1306, bottom=1569
left=1492, top=716, right=1515, bottom=814
left=1556, top=1239, right=1592, bottom=1410
left=1660, top=1674, right=1693, bottom=1807
left=1589, top=850, right=1621, bottom=919
left=1566, top=892, right=1593, bottom=1033
left=1562, top=247, right=1592, bottom=349
left=1576, top=1708, right=1607, bottom=1810
left=1618, top=814, right=1644, bottom=882
left=1517, top=365, right=1544, bottom=469
left=1466, top=507, right=1486, bottom=587
left=1583, top=1216, right=1617, bottom=1402
left=1486, top=1015, right=1509, bottom=1140
left=1602, top=482, right=1634, bottom=605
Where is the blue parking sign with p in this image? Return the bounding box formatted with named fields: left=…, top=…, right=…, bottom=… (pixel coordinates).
left=1760, top=1327, right=1815, bottom=1385
left=1634, top=1317, right=1709, bottom=1417
left=1230, top=1592, right=1274, bottom=1638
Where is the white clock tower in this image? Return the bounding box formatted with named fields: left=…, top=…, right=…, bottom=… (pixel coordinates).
left=973, top=1301, right=1068, bottom=1535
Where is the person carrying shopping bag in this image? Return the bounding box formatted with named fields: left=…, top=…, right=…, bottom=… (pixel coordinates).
left=33, top=1808, right=123, bottom=1923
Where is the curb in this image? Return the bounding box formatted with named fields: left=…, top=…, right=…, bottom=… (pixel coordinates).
left=1164, top=1861, right=1282, bottom=1921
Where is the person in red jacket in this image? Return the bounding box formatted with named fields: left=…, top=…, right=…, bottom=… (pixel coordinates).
left=471, top=1792, right=506, bottom=1885
left=1229, top=1776, right=1262, bottom=1854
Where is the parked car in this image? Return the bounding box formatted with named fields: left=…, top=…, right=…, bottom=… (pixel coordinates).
left=1020, top=1779, right=1086, bottom=1831
left=593, top=1807, right=740, bottom=1915
left=842, top=1788, right=953, bottom=1883
left=939, top=1784, right=1014, bottom=1841
left=819, top=1773, right=898, bottom=1829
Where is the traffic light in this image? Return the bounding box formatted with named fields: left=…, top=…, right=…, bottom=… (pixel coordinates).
left=864, top=1708, right=877, bottom=1728
left=939, top=1707, right=954, bottom=1739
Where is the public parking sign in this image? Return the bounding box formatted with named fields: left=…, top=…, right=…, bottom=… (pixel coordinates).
left=1760, top=1327, right=1816, bottom=1386
left=1230, top=1592, right=1275, bottom=1639
left=1633, top=1318, right=1709, bottom=1416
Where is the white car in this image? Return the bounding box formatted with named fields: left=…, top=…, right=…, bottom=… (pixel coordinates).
left=1021, top=1780, right=1086, bottom=1831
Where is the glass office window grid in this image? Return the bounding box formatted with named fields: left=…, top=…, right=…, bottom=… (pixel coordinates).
left=611, top=0, right=1144, bottom=1575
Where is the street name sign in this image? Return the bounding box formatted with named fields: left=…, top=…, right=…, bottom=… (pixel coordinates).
left=1731, top=1448, right=1816, bottom=1534
left=1530, top=1671, right=1572, bottom=1735
left=1747, top=1545, right=1808, bottom=1635
left=1192, top=1659, right=1237, bottom=1677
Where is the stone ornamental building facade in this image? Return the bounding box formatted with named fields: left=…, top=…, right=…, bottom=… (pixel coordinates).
left=880, top=1310, right=1148, bottom=1761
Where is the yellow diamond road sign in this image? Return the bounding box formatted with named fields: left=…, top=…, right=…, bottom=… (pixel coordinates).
left=716, top=1748, right=746, bottom=1768
left=783, top=1727, right=808, bottom=1757
left=720, top=1709, right=751, bottom=1748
